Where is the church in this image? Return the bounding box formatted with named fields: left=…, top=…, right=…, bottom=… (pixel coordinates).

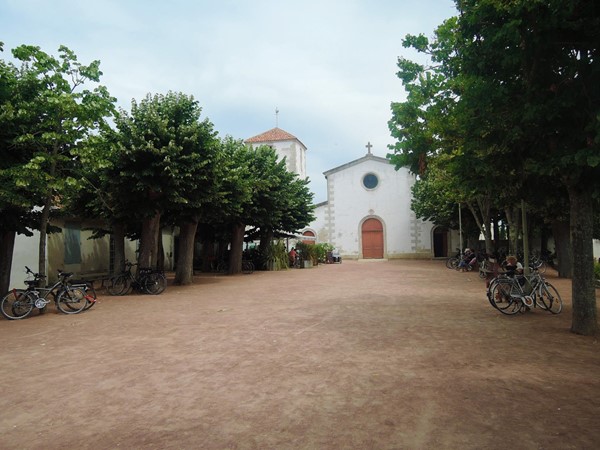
left=245, top=127, right=440, bottom=260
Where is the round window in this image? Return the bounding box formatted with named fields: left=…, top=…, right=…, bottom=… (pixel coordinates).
left=363, top=173, right=379, bottom=190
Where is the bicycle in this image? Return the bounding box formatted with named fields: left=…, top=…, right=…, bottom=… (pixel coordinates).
left=70, top=279, right=98, bottom=311
left=242, top=260, right=254, bottom=274
left=108, top=261, right=167, bottom=296
left=1, top=266, right=88, bottom=320
left=486, top=270, right=562, bottom=315
left=445, top=248, right=461, bottom=269
left=211, top=259, right=254, bottom=274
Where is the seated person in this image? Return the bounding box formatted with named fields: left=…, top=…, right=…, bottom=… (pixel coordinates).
left=505, top=255, right=525, bottom=285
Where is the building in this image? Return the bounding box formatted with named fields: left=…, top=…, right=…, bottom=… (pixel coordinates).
left=303, top=145, right=437, bottom=260
left=245, top=127, right=307, bottom=180
left=243, top=127, right=456, bottom=259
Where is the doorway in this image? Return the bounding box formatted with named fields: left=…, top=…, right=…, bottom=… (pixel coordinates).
left=361, top=218, right=384, bottom=258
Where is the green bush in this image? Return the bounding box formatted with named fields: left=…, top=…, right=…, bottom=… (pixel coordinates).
left=314, top=243, right=334, bottom=263
left=295, top=242, right=317, bottom=264
left=594, top=261, right=600, bottom=280
left=263, top=240, right=289, bottom=271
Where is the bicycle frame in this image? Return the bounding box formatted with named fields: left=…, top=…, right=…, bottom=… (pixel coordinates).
left=486, top=270, right=562, bottom=315
left=1, top=267, right=88, bottom=319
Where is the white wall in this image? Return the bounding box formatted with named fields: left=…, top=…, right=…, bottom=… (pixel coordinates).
left=10, top=230, right=40, bottom=289
left=308, top=156, right=433, bottom=259
left=271, top=140, right=306, bottom=180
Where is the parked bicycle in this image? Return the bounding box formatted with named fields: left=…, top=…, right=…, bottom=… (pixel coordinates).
left=445, top=248, right=462, bottom=269
left=486, top=270, right=562, bottom=315
left=70, top=279, right=98, bottom=311
left=108, top=261, right=167, bottom=296
left=1, top=266, right=88, bottom=320
left=211, top=259, right=254, bottom=274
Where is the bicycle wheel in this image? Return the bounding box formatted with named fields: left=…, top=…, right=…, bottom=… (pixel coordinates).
left=108, top=275, right=129, bottom=296
left=242, top=261, right=254, bottom=274
left=56, top=288, right=87, bottom=314
left=142, top=273, right=167, bottom=295
left=536, top=261, right=547, bottom=274
left=1, top=289, right=35, bottom=320
left=490, top=282, right=521, bottom=315
left=486, top=278, right=502, bottom=309
left=537, top=283, right=562, bottom=314
left=80, top=283, right=97, bottom=310
left=446, top=257, right=458, bottom=269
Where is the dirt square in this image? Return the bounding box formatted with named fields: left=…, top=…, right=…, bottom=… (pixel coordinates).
left=1, top=259, right=599, bottom=449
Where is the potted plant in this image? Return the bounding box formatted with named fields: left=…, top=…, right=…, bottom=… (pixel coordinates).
left=296, top=242, right=316, bottom=268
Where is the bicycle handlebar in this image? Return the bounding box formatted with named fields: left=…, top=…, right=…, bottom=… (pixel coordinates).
left=24, top=266, right=46, bottom=279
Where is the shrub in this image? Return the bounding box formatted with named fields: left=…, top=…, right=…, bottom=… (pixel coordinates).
left=314, top=243, right=334, bottom=263
left=295, top=242, right=317, bottom=265
left=263, top=240, right=288, bottom=271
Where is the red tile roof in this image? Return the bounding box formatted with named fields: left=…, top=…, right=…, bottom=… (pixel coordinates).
left=245, top=127, right=300, bottom=144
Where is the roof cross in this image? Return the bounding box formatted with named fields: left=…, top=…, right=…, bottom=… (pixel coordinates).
left=365, top=141, right=373, bottom=154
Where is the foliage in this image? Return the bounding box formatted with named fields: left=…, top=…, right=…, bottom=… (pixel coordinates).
left=295, top=242, right=317, bottom=265
left=263, top=240, right=288, bottom=271
left=314, top=243, right=334, bottom=263
left=389, top=0, right=599, bottom=334
left=0, top=43, right=116, bottom=277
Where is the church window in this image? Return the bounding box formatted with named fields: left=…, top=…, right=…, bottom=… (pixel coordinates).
left=362, top=173, right=379, bottom=190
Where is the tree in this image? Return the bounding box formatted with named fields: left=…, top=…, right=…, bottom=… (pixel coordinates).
left=111, top=92, right=218, bottom=273
left=0, top=44, right=36, bottom=294
left=390, top=1, right=599, bottom=334
left=5, top=44, right=115, bottom=279
left=455, top=0, right=599, bottom=334
left=206, top=141, right=314, bottom=274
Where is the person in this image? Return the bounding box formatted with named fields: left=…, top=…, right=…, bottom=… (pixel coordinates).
left=289, top=247, right=297, bottom=267
left=504, top=255, right=523, bottom=276
left=458, top=248, right=474, bottom=272
left=505, top=255, right=526, bottom=289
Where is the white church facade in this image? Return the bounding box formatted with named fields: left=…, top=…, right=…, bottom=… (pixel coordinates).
left=245, top=126, right=445, bottom=260
left=305, top=148, right=436, bottom=260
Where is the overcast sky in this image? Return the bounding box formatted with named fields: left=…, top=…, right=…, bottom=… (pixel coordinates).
left=1, top=0, right=457, bottom=202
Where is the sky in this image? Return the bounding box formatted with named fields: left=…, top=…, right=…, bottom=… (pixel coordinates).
left=1, top=0, right=457, bottom=203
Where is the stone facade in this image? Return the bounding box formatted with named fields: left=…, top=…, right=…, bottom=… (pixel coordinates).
left=304, top=153, right=436, bottom=260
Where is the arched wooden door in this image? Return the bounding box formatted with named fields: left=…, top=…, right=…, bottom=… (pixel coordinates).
left=302, top=230, right=315, bottom=245
left=361, top=218, right=384, bottom=259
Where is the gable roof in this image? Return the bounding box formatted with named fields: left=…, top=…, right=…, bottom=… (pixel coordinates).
left=323, top=153, right=392, bottom=177
left=245, top=127, right=306, bottom=149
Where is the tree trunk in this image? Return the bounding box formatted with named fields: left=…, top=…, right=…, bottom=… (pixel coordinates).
left=38, top=194, right=52, bottom=280
left=0, top=230, right=16, bottom=295
left=504, top=206, right=521, bottom=256
left=567, top=186, right=597, bottom=335
left=138, top=212, right=161, bottom=269
left=551, top=220, right=572, bottom=278
left=112, top=222, right=126, bottom=275
left=466, top=197, right=493, bottom=253
left=39, top=145, right=59, bottom=280
left=228, top=222, right=245, bottom=275
left=174, top=221, right=198, bottom=285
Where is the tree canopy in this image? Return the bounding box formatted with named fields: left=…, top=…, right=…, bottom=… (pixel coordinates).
left=389, top=0, right=599, bottom=335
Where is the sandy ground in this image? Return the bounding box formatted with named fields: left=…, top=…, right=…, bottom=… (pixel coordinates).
left=1, top=259, right=599, bottom=450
